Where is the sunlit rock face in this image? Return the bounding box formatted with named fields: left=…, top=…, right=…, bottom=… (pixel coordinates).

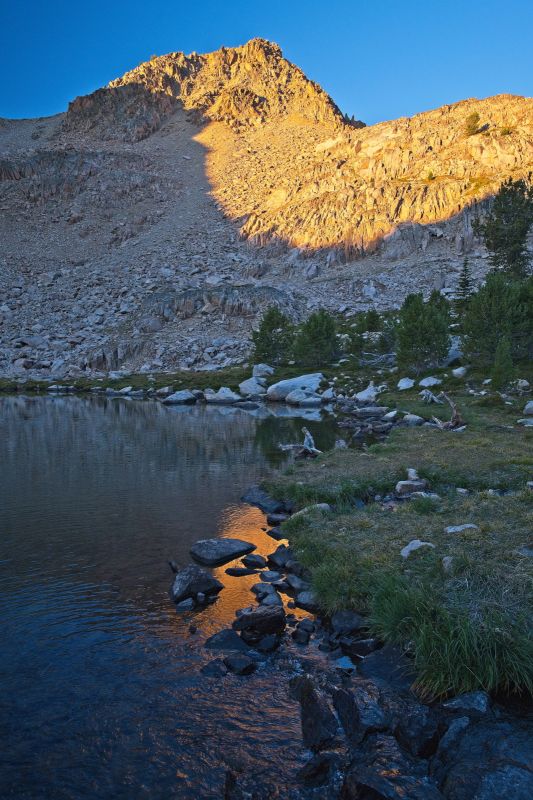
left=0, top=38, right=532, bottom=378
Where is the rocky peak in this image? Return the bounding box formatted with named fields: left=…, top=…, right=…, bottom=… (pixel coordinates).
left=64, top=38, right=344, bottom=141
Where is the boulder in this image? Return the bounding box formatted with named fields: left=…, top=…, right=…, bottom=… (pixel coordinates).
left=403, top=413, right=425, bottom=426
left=355, top=381, right=380, bottom=403
left=238, top=376, right=267, bottom=396
left=204, top=387, right=242, bottom=404
left=162, top=389, right=196, bottom=405
left=242, top=553, right=267, bottom=569
left=419, top=376, right=442, bottom=388
left=170, top=565, right=223, bottom=603
left=452, top=366, right=468, bottom=378
left=292, top=676, right=338, bottom=751
left=333, top=681, right=390, bottom=744
left=266, top=372, right=324, bottom=401
left=523, top=400, right=533, bottom=415
left=252, top=363, right=274, bottom=378
left=190, top=538, right=256, bottom=567
left=223, top=654, right=257, bottom=675
left=204, top=629, right=251, bottom=652
left=331, top=610, right=367, bottom=636
left=444, top=524, right=479, bottom=534
left=295, top=590, right=319, bottom=611
left=285, top=389, right=322, bottom=407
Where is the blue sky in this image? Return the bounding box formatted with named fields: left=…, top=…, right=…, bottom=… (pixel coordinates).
left=1, top=0, right=532, bottom=124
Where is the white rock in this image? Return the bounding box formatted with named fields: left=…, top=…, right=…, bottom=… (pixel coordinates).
left=204, top=387, right=242, bottom=404
left=321, top=387, right=335, bottom=401
left=517, top=418, right=533, bottom=427
left=291, top=503, right=332, bottom=520
left=163, top=389, right=196, bottom=405
left=397, top=377, right=415, bottom=390
left=383, top=410, right=398, bottom=421
left=523, top=400, right=533, bottom=415
left=119, top=386, right=133, bottom=395
left=516, top=379, right=530, bottom=391
left=403, top=413, right=424, bottom=426
left=442, top=556, right=454, bottom=573
left=452, top=367, right=468, bottom=378
left=419, top=376, right=442, bottom=388
left=252, top=363, right=274, bottom=378
left=266, top=373, right=324, bottom=401
left=445, top=524, right=479, bottom=534
left=400, top=540, right=436, bottom=558
left=355, top=381, right=378, bottom=402
left=239, top=376, right=267, bottom=396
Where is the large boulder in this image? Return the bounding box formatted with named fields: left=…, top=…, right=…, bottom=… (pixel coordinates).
left=170, top=564, right=223, bottom=603
left=204, top=387, right=242, bottom=404
left=266, top=373, right=324, bottom=401
left=190, top=537, right=256, bottom=566
left=162, top=389, right=196, bottom=405
left=285, top=389, right=322, bottom=407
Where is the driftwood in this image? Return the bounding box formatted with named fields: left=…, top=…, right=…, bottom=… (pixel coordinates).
left=432, top=393, right=466, bottom=430
left=419, top=389, right=444, bottom=405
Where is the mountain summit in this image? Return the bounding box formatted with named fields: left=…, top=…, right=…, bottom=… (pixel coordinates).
left=0, top=39, right=532, bottom=377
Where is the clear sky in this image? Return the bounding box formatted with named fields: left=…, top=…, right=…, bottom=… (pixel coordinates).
left=2, top=0, right=532, bottom=124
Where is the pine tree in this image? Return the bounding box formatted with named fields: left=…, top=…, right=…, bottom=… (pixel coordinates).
left=396, top=293, right=450, bottom=373
left=252, top=306, right=294, bottom=365
left=455, top=258, right=474, bottom=319
left=365, top=308, right=382, bottom=331
left=474, top=178, right=533, bottom=279
left=293, top=309, right=337, bottom=366
left=491, top=337, right=514, bottom=390
left=461, top=273, right=530, bottom=366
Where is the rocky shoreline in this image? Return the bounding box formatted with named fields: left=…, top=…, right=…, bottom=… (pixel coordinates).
left=168, top=483, right=532, bottom=800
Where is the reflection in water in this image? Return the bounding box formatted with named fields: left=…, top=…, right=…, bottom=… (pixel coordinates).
left=0, top=396, right=337, bottom=798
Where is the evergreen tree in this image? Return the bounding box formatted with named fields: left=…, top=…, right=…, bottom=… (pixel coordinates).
left=428, top=289, right=451, bottom=325
left=462, top=273, right=530, bottom=366
left=455, top=258, right=474, bottom=319
left=491, top=337, right=514, bottom=390
left=252, top=306, right=294, bottom=365
left=474, top=178, right=533, bottom=279
left=396, top=293, right=450, bottom=373
left=365, top=308, right=382, bottom=331
left=293, top=309, right=337, bottom=366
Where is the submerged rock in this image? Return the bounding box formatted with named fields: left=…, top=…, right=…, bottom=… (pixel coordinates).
left=170, top=564, right=223, bottom=603
left=190, top=537, right=256, bottom=566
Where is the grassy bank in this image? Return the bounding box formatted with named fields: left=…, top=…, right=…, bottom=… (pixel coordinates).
left=268, top=387, right=533, bottom=697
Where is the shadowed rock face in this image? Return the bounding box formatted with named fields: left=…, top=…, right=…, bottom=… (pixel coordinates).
left=0, top=38, right=532, bottom=379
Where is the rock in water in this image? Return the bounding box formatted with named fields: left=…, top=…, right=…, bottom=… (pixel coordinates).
left=162, top=389, right=196, bottom=404
left=170, top=565, right=223, bottom=603
left=292, top=676, right=338, bottom=751
left=190, top=538, right=256, bottom=566
left=232, top=604, right=286, bottom=643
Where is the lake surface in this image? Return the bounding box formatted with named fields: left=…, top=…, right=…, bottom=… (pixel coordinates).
left=0, top=396, right=338, bottom=799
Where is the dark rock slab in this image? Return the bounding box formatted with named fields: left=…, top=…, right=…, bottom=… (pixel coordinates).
left=357, top=644, right=416, bottom=692
left=266, top=512, right=289, bottom=526
left=242, top=553, right=267, bottom=569
left=295, top=590, right=319, bottom=612
left=433, top=718, right=533, bottom=799
left=333, top=681, right=390, bottom=745
left=342, top=734, right=444, bottom=799
left=340, top=636, right=381, bottom=660
left=241, top=486, right=287, bottom=514
left=200, top=658, right=228, bottom=677
left=267, top=526, right=284, bottom=541
left=442, top=690, right=490, bottom=714
left=256, top=634, right=280, bottom=653
left=260, top=570, right=281, bottom=582
left=394, top=703, right=442, bottom=758
left=170, top=565, right=223, bottom=603
left=297, top=752, right=343, bottom=787
left=267, top=544, right=293, bottom=568
left=292, top=676, right=338, bottom=751
left=232, top=604, right=286, bottom=643
left=225, top=566, right=258, bottom=577
left=190, top=537, right=256, bottom=567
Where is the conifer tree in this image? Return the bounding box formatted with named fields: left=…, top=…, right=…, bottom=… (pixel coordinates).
left=474, top=178, right=533, bottom=279
left=293, top=309, right=337, bottom=366
left=252, top=306, right=294, bottom=365
left=396, top=293, right=450, bottom=372
left=455, top=258, right=474, bottom=318
left=491, top=336, right=514, bottom=390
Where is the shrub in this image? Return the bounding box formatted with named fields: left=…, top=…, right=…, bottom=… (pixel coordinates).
left=293, top=309, right=337, bottom=366
left=464, top=112, right=480, bottom=136
left=396, top=293, right=450, bottom=372
left=252, top=306, right=294, bottom=365
left=474, top=178, right=533, bottom=279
